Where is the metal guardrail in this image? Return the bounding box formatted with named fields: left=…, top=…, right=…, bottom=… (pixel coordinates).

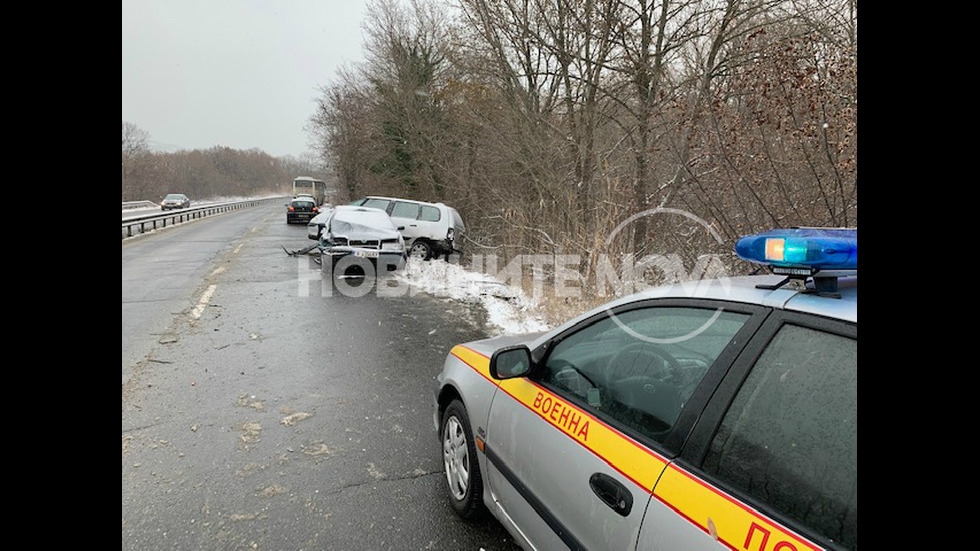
left=122, top=196, right=287, bottom=240
left=122, top=200, right=159, bottom=210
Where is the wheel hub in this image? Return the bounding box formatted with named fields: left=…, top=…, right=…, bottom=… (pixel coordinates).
left=443, top=416, right=470, bottom=500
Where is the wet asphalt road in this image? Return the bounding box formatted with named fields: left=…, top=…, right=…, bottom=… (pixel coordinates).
left=122, top=203, right=521, bottom=550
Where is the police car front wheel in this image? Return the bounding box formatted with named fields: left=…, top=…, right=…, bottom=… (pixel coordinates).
left=441, top=400, right=484, bottom=519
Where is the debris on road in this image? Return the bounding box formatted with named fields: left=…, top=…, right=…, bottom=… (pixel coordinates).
left=239, top=422, right=262, bottom=445
left=281, top=243, right=319, bottom=256
left=303, top=443, right=332, bottom=457
left=281, top=412, right=313, bottom=426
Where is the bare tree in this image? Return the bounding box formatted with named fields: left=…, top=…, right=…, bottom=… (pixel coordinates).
left=311, top=0, right=857, bottom=290
left=310, top=69, right=376, bottom=201
left=121, top=128, right=311, bottom=202
left=122, top=121, right=156, bottom=201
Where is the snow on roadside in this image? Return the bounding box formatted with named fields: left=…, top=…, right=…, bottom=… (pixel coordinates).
left=394, top=258, right=551, bottom=336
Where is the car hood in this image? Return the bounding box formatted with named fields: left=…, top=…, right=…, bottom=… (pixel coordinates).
left=329, top=221, right=401, bottom=241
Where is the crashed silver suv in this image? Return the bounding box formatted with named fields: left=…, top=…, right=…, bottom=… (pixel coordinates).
left=349, top=196, right=465, bottom=260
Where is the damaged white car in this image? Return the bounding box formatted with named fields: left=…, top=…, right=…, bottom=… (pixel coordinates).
left=318, top=205, right=407, bottom=277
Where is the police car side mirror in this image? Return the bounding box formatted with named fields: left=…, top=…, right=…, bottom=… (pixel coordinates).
left=489, top=345, right=533, bottom=380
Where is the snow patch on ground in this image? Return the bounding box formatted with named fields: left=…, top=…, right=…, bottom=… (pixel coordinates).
left=395, top=258, right=551, bottom=336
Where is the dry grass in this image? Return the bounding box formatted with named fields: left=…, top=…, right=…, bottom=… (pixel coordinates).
left=513, top=273, right=614, bottom=329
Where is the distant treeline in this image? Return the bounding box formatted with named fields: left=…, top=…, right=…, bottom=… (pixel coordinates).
left=309, top=0, right=857, bottom=282
left=121, top=122, right=326, bottom=202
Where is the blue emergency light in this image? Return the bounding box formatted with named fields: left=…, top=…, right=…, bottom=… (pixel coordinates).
left=735, top=228, right=856, bottom=296
left=735, top=228, right=857, bottom=271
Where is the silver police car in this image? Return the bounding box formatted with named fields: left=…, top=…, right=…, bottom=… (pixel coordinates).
left=433, top=228, right=856, bottom=550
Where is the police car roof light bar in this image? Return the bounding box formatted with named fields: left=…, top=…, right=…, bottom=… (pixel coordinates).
left=735, top=227, right=856, bottom=298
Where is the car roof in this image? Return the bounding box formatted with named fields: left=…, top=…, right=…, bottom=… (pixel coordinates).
left=542, top=274, right=855, bottom=343
left=645, top=274, right=852, bottom=321
left=364, top=195, right=445, bottom=208
left=781, top=276, right=856, bottom=322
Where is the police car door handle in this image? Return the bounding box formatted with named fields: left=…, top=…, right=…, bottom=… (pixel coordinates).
left=589, top=473, right=633, bottom=517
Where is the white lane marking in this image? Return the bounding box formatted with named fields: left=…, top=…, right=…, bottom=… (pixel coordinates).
left=191, top=285, right=217, bottom=319
left=211, top=266, right=226, bottom=277
left=233, top=243, right=244, bottom=254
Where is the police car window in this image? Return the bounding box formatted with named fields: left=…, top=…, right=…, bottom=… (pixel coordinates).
left=419, top=205, right=441, bottom=222
left=541, top=307, right=748, bottom=444
left=702, top=324, right=857, bottom=549
left=391, top=201, right=420, bottom=219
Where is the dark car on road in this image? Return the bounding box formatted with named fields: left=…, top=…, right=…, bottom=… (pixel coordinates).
left=286, top=196, right=320, bottom=224
left=161, top=193, right=191, bottom=210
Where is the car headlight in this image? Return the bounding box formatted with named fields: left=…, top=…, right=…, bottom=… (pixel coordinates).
left=381, top=240, right=402, bottom=251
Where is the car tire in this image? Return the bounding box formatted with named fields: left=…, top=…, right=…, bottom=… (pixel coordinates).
left=441, top=399, right=484, bottom=519
left=409, top=240, right=433, bottom=261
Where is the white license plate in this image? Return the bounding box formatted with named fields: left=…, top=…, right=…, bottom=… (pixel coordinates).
left=354, top=250, right=379, bottom=258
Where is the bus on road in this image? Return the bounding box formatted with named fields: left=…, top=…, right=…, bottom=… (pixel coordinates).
left=292, top=176, right=327, bottom=205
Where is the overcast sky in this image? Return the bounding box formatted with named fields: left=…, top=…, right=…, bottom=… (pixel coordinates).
left=122, top=0, right=370, bottom=159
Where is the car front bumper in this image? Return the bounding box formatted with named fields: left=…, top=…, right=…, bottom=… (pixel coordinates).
left=323, top=247, right=407, bottom=272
